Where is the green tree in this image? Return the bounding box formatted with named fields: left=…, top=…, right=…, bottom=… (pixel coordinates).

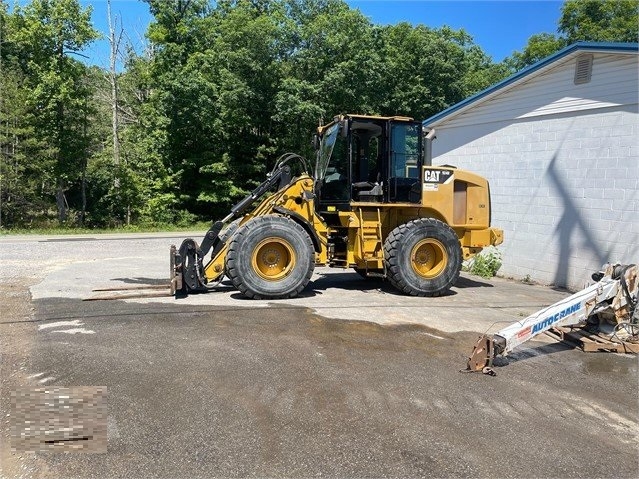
left=376, top=23, right=508, bottom=119
left=1, top=3, right=34, bottom=227
left=0, top=66, right=39, bottom=227
left=462, top=44, right=512, bottom=94
left=138, top=0, right=296, bottom=220
left=505, top=33, right=567, bottom=72
left=79, top=42, right=172, bottom=227
left=560, top=0, right=639, bottom=43
left=275, top=0, right=380, bottom=156
left=115, top=49, right=178, bottom=226
left=507, top=0, right=638, bottom=71
left=2, top=0, right=511, bottom=227
left=9, top=0, right=99, bottom=223
left=131, top=0, right=509, bottom=223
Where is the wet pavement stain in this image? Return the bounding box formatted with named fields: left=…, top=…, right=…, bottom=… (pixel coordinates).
left=6, top=295, right=638, bottom=478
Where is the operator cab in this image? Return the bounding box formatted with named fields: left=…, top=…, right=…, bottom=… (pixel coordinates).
left=314, top=114, right=423, bottom=211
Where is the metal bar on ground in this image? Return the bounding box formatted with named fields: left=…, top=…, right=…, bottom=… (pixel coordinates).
left=83, top=291, right=171, bottom=301
left=92, top=284, right=170, bottom=292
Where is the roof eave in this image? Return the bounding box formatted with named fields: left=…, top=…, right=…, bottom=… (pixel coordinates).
left=423, top=41, right=639, bottom=127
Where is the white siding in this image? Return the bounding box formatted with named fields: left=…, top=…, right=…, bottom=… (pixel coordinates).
left=429, top=51, right=639, bottom=291
left=441, top=53, right=638, bottom=129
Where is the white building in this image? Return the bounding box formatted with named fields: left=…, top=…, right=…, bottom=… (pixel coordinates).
left=423, top=42, right=638, bottom=290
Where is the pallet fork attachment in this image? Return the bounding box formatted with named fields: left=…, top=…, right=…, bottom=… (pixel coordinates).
left=169, top=245, right=182, bottom=296
left=170, top=165, right=293, bottom=295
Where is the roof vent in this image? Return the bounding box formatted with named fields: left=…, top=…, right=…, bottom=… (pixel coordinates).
left=574, top=54, right=593, bottom=85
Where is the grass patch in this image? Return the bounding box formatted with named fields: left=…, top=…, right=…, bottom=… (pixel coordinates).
left=463, top=247, right=503, bottom=279
left=0, top=221, right=212, bottom=236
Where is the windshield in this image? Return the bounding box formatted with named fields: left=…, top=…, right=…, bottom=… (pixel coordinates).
left=315, top=122, right=340, bottom=181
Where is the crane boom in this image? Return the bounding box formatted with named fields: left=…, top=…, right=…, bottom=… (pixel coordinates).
left=466, top=263, right=638, bottom=374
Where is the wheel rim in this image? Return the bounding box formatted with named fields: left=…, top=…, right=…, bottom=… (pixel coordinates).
left=251, top=237, right=297, bottom=281
left=410, top=239, right=448, bottom=278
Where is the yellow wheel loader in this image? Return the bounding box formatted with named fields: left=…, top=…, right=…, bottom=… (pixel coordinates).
left=170, top=114, right=503, bottom=299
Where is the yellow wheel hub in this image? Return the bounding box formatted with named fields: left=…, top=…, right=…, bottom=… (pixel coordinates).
left=252, top=237, right=297, bottom=281
left=410, top=239, right=448, bottom=278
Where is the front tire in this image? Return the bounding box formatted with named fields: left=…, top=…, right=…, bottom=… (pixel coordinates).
left=226, top=215, right=315, bottom=299
left=219, top=218, right=242, bottom=244
left=384, top=218, right=462, bottom=297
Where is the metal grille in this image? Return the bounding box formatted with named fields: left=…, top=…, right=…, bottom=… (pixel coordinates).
left=574, top=54, right=593, bottom=85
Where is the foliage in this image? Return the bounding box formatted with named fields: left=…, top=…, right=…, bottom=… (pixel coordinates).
left=1, top=0, right=636, bottom=229
left=559, top=0, right=639, bottom=43
left=0, top=221, right=213, bottom=235
left=505, top=33, right=568, bottom=72
left=466, top=249, right=503, bottom=279
left=1, top=0, right=99, bottom=225
left=505, top=0, right=637, bottom=71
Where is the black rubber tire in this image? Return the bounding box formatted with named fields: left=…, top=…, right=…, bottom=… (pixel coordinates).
left=226, top=215, right=315, bottom=299
left=218, top=218, right=242, bottom=244
left=383, top=218, right=462, bottom=297
left=211, top=218, right=242, bottom=282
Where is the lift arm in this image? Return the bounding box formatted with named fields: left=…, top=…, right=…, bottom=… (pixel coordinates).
left=466, top=263, right=638, bottom=374
left=170, top=165, right=292, bottom=295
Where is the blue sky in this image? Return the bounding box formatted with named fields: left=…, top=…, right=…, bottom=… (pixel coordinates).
left=79, top=0, right=564, bottom=68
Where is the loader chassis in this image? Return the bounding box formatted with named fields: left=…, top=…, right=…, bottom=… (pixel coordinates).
left=171, top=114, right=503, bottom=299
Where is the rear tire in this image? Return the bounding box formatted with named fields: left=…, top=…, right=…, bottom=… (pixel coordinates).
left=226, top=215, right=315, bottom=299
left=384, top=218, right=461, bottom=297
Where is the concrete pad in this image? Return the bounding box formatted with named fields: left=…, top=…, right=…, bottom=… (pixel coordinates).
left=17, top=234, right=574, bottom=335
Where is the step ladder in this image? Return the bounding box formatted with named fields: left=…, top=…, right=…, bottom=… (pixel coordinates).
left=357, top=207, right=385, bottom=276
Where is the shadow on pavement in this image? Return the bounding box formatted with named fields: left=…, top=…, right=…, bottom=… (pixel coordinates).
left=306, top=272, right=461, bottom=298
left=493, top=341, right=575, bottom=368
left=454, top=276, right=494, bottom=289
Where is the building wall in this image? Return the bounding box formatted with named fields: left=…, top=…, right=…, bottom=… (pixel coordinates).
left=429, top=53, right=638, bottom=290
left=441, top=53, right=637, bottom=129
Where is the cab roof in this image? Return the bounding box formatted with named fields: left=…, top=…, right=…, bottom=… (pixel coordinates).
left=342, top=113, right=414, bottom=122
left=317, top=113, right=415, bottom=135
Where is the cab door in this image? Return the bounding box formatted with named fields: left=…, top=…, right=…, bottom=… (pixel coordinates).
left=388, top=121, right=422, bottom=203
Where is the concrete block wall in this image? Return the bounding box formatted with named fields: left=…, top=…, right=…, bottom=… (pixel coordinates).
left=432, top=107, right=638, bottom=291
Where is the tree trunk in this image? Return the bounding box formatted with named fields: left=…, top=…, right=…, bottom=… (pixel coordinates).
left=108, top=0, right=125, bottom=225
left=108, top=0, right=120, bottom=168
left=80, top=162, right=87, bottom=225
left=56, top=183, right=67, bottom=223
left=81, top=90, right=88, bottom=225
left=56, top=39, right=66, bottom=225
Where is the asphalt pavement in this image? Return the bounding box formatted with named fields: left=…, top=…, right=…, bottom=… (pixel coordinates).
left=1, top=233, right=637, bottom=478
